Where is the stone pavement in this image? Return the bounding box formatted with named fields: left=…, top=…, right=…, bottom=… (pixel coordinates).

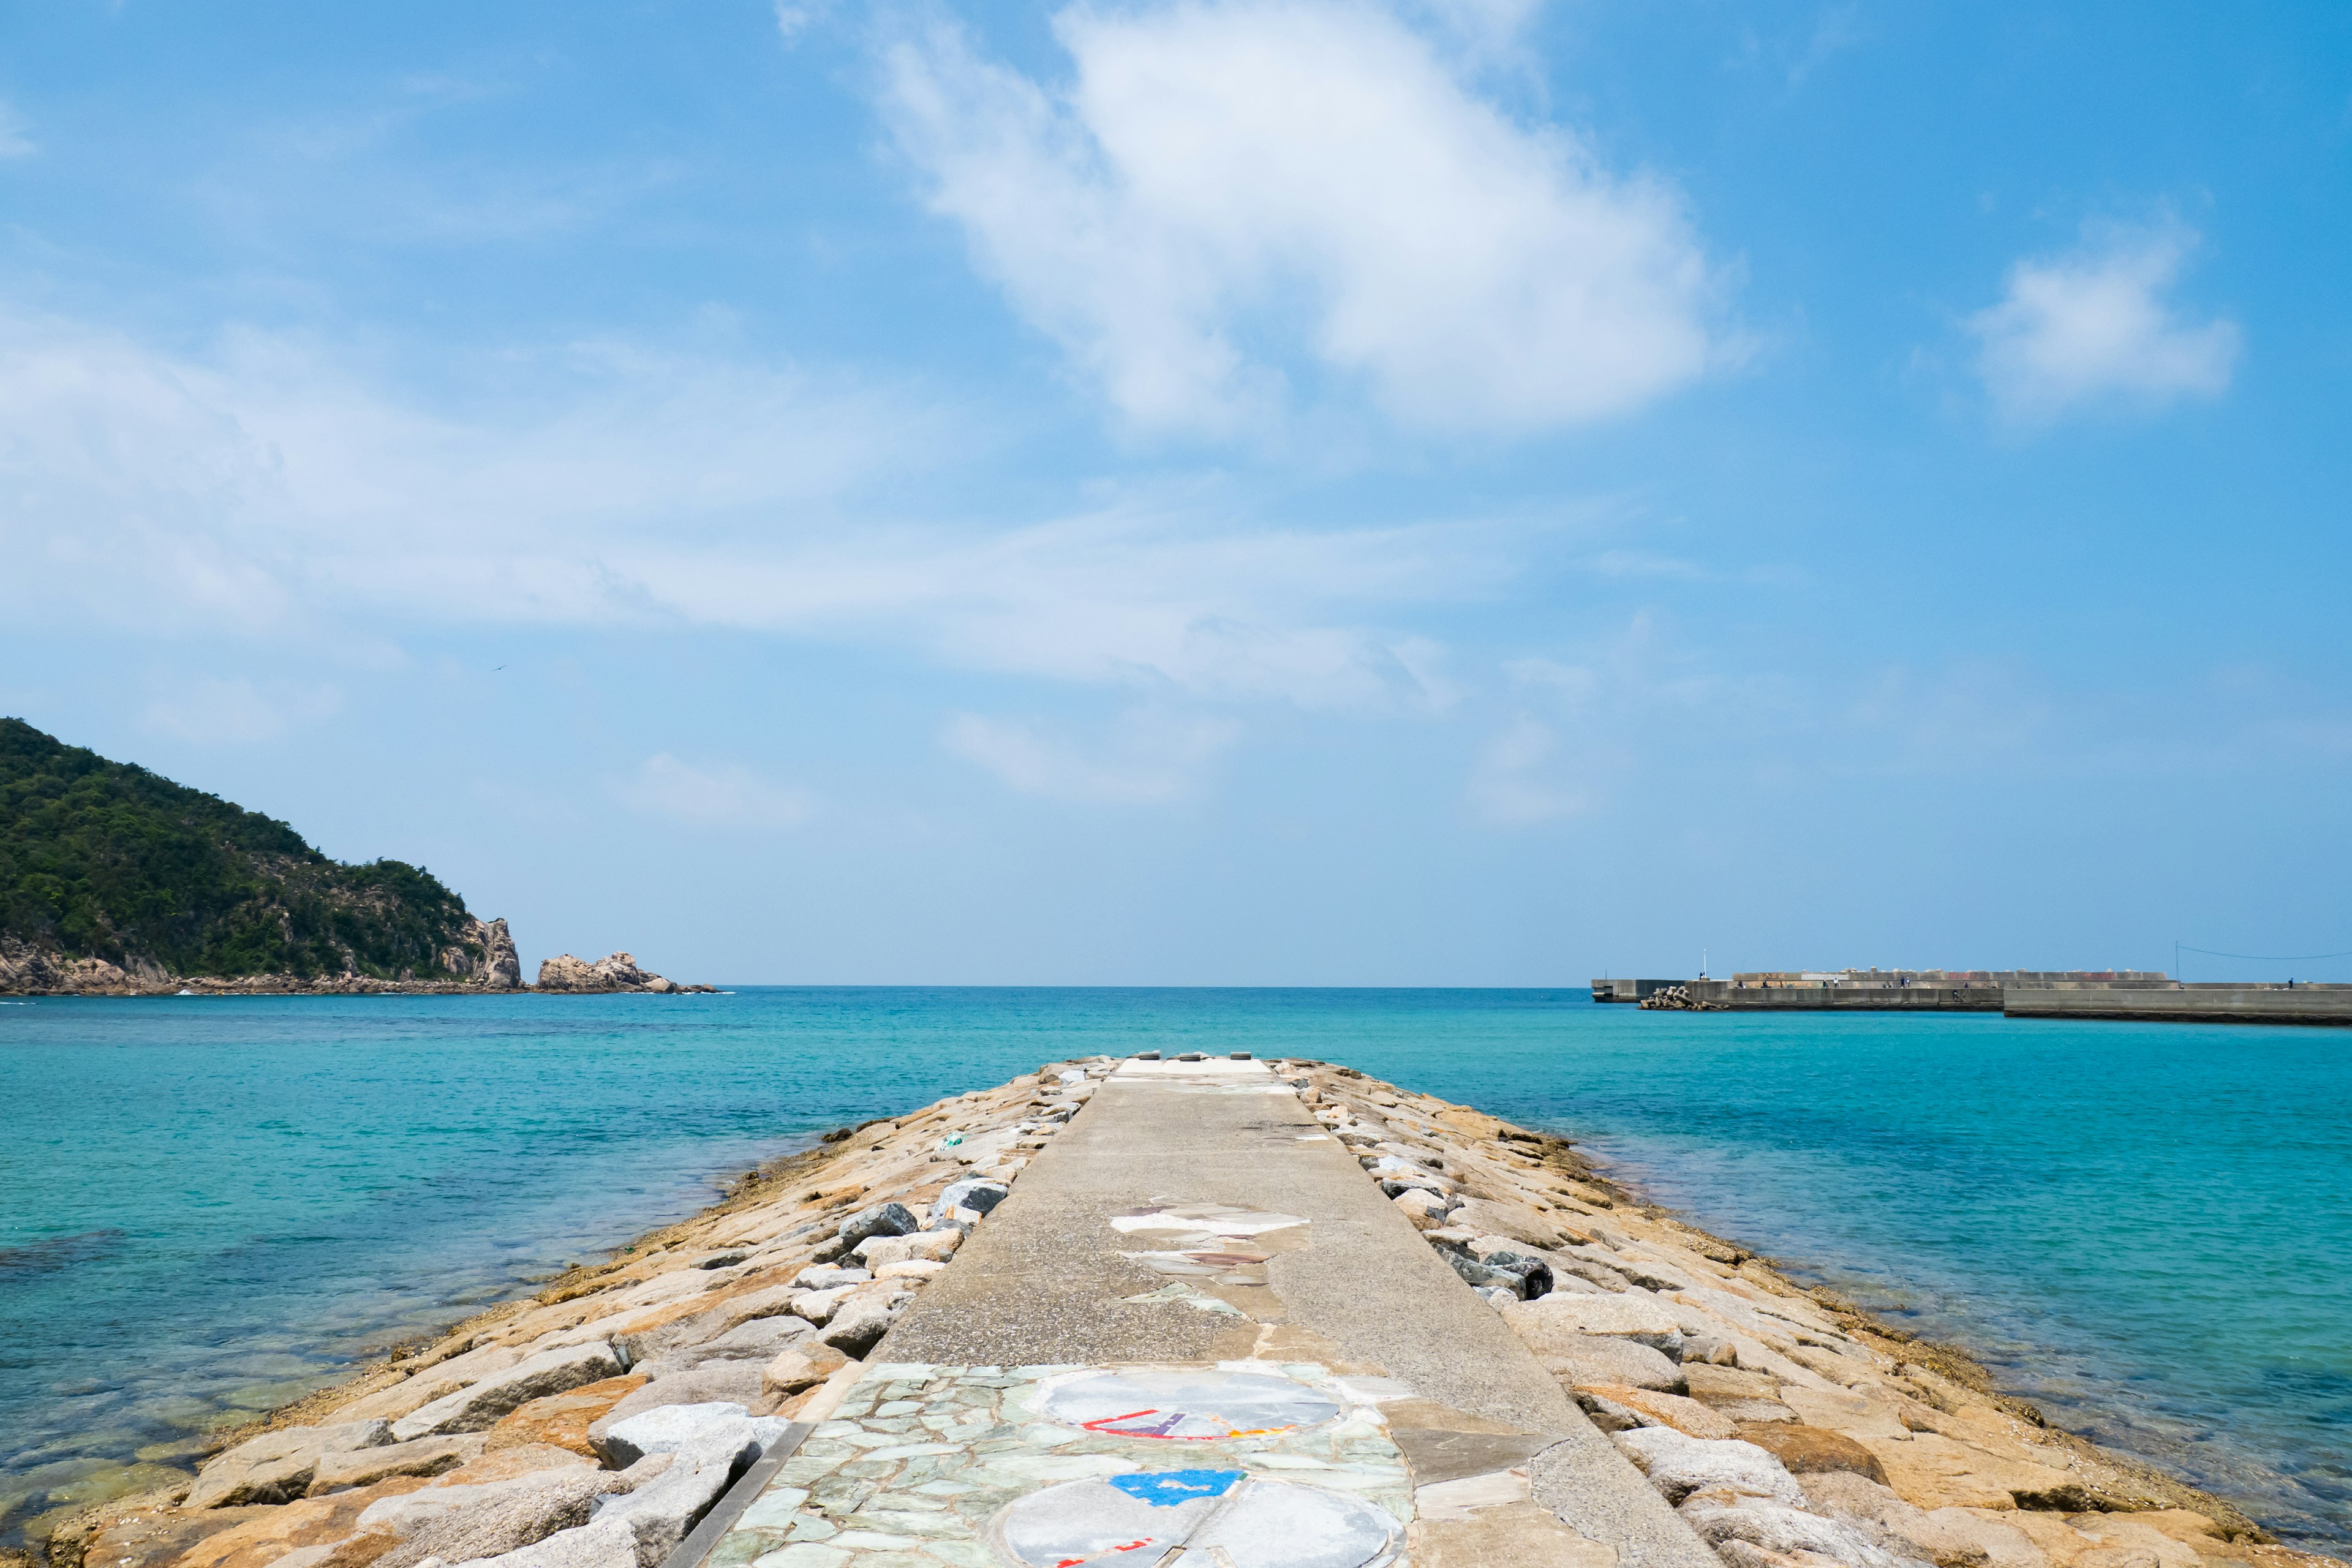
left=694, top=1055, right=1721, bottom=1568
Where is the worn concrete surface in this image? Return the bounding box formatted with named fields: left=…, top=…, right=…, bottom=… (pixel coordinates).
left=880, top=1057, right=1718, bottom=1568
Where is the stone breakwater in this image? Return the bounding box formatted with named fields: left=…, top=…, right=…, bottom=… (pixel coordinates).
left=17, top=1059, right=2337, bottom=1568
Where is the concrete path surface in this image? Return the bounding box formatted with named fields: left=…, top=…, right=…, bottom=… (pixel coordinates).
left=693, top=1055, right=1719, bottom=1568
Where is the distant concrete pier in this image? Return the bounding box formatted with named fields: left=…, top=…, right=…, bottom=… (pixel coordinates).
left=1593, top=970, right=2352, bottom=1026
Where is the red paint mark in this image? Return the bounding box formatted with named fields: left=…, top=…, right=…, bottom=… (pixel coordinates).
left=1052, top=1542, right=1154, bottom=1566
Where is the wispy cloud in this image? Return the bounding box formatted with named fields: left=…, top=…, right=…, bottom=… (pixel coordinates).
left=1970, top=216, right=2241, bottom=426
left=618, top=754, right=816, bottom=829
left=139, top=676, right=342, bottom=745
left=0, top=101, right=34, bottom=159
left=0, top=312, right=1518, bottom=712
left=880, top=1, right=1727, bottom=439
left=1466, top=714, right=1590, bottom=824
left=774, top=1, right=838, bottom=43
left=942, top=707, right=1241, bottom=804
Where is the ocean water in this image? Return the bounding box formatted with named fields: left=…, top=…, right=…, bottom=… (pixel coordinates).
left=1, top=990, right=2346, bottom=1551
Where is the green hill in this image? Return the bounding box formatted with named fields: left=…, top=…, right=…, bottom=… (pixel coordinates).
left=0, top=718, right=489, bottom=983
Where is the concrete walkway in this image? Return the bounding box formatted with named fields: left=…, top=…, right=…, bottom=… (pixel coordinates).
left=699, top=1057, right=1719, bottom=1568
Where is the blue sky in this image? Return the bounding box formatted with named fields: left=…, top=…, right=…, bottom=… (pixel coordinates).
left=3, top=1, right=2348, bottom=984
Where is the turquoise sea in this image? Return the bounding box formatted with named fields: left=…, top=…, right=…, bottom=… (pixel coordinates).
left=1, top=990, right=2346, bottom=1551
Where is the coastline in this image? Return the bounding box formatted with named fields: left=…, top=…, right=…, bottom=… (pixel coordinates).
left=12, top=1057, right=2338, bottom=1568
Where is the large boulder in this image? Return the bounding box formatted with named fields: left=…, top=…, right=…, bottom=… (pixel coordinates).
left=307, top=1434, right=485, bottom=1495
left=854, top=1229, right=960, bottom=1268
left=187, top=1421, right=393, bottom=1509
left=1534, top=1332, right=1685, bottom=1393
left=390, top=1343, right=625, bottom=1440
left=353, top=1466, right=629, bottom=1568
left=761, top=1343, right=848, bottom=1399
left=1736, top=1422, right=1890, bottom=1483
left=835, top=1202, right=919, bottom=1247
left=932, top=1178, right=1009, bottom=1220
left=483, top=1377, right=648, bottom=1458
left=592, top=1419, right=770, bottom=1567
left=818, top=1292, right=900, bottom=1359
left=1799, top=1472, right=2046, bottom=1568
left=1502, top=1292, right=1686, bottom=1357
left=1612, top=1428, right=1806, bottom=1507
left=589, top=1403, right=786, bottom=1469
left=594, top=1365, right=768, bottom=1431
left=1577, top=1385, right=1737, bottom=1440
left=1678, top=1495, right=1925, bottom=1568
left=1448, top=1197, right=1572, bottom=1251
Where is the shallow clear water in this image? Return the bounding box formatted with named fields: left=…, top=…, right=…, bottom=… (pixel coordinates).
left=1, top=990, right=2345, bottom=1550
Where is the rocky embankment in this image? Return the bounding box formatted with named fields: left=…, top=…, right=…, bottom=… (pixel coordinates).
left=0, top=927, right=712, bottom=997
left=20, top=1060, right=2336, bottom=1568
left=0, top=920, right=526, bottom=997
left=1303, top=1063, right=2331, bottom=1568
left=25, top=1068, right=1077, bottom=1568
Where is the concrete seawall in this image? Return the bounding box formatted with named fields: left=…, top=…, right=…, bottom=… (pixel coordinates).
left=2003, top=986, right=2352, bottom=1026
left=1600, top=976, right=2352, bottom=1026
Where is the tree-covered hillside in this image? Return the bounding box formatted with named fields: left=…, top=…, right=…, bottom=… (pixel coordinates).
left=0, top=718, right=481, bottom=980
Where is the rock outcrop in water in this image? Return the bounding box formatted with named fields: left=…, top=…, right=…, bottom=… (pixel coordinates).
left=532, top=952, right=710, bottom=995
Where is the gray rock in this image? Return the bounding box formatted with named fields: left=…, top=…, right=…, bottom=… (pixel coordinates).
left=933, top=1178, right=1009, bottom=1218
left=1533, top=1335, right=1684, bottom=1392
left=594, top=1422, right=769, bottom=1568
left=1444, top=1251, right=1548, bottom=1300
left=790, top=1264, right=871, bottom=1291
left=854, top=1230, right=960, bottom=1268
left=591, top=1401, right=785, bottom=1469
left=464, top=1518, right=639, bottom=1568
left=1800, top=1472, right=2045, bottom=1568
left=355, top=1468, right=630, bottom=1568
left=307, top=1433, right=485, bottom=1496
left=1562, top=1245, right=1697, bottom=1294
left=594, top=1365, right=769, bottom=1433
left=391, top=1343, right=624, bottom=1441
left=619, top=1283, right=802, bottom=1366
left=761, top=1343, right=849, bottom=1398
left=1553, top=1258, right=1635, bottom=1293
left=817, top=1296, right=897, bottom=1359
left=1680, top=1496, right=1926, bottom=1568
left=187, top=1419, right=394, bottom=1508
left=678, top=1315, right=810, bottom=1362
left=834, top=1202, right=919, bottom=1246
left=1611, top=1428, right=1805, bottom=1507
left=1576, top=1390, right=1646, bottom=1433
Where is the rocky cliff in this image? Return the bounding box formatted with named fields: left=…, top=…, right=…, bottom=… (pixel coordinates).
left=1, top=721, right=549, bottom=996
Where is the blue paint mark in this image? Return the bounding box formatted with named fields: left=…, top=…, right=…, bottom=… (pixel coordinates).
left=1109, top=1470, right=1245, bottom=1507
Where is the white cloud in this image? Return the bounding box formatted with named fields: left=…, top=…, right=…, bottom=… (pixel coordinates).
left=0, top=312, right=1505, bottom=712
left=1466, top=714, right=1588, bottom=824
left=1409, top=0, right=1543, bottom=61
left=618, top=754, right=816, bottom=829
left=942, top=707, right=1241, bottom=804
left=139, top=676, right=341, bottom=745
left=881, top=2, right=1723, bottom=438
left=772, top=1, right=836, bottom=43
left=0, top=102, right=33, bottom=159
left=1970, top=219, right=2241, bottom=425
